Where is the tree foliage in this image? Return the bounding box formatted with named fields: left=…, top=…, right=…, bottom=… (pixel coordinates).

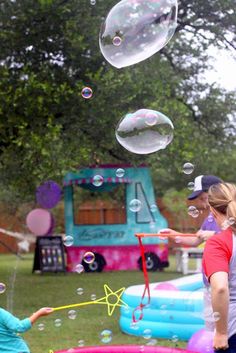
left=0, top=0, right=235, bottom=203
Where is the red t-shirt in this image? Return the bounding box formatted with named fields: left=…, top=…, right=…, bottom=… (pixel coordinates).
left=202, top=228, right=233, bottom=281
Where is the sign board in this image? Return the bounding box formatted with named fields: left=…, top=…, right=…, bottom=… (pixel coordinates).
left=32, top=236, right=66, bottom=273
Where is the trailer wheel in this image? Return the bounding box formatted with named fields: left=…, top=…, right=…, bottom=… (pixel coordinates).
left=138, top=252, right=160, bottom=272
left=82, top=253, right=106, bottom=273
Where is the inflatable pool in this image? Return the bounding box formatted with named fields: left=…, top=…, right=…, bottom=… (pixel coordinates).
left=55, top=345, right=198, bottom=353
left=120, top=273, right=205, bottom=340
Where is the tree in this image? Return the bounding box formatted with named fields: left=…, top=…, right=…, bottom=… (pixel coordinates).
left=0, top=0, right=235, bottom=204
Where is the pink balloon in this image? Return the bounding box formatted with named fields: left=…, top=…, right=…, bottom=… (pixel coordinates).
left=155, top=282, right=179, bottom=291
left=187, top=328, right=214, bottom=353
left=26, top=208, right=53, bottom=236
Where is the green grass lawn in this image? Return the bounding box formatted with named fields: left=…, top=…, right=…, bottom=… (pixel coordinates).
left=0, top=253, right=194, bottom=353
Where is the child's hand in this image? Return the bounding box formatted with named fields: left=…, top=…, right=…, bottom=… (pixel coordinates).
left=37, top=307, right=53, bottom=317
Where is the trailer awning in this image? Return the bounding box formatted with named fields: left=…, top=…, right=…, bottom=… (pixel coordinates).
left=63, top=177, right=132, bottom=191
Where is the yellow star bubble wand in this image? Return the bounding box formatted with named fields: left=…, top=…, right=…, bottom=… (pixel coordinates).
left=52, top=284, right=128, bottom=316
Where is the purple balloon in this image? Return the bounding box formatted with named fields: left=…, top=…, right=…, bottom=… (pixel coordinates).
left=36, top=180, right=62, bottom=209
left=187, top=328, right=214, bottom=353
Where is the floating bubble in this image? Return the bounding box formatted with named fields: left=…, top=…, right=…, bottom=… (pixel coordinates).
left=99, top=0, right=178, bottom=68
left=171, top=334, right=179, bottom=343
left=187, top=206, right=199, bottom=218
left=228, top=217, right=235, bottom=226
left=129, top=199, right=142, bottom=212
left=90, top=0, right=96, bottom=5
left=146, top=339, right=157, bottom=346
left=75, top=263, right=84, bottom=274
left=150, top=204, right=157, bottom=212
left=149, top=221, right=156, bottom=231
left=91, top=294, right=96, bottom=301
left=116, top=109, right=174, bottom=154
left=0, top=283, right=6, bottom=294
left=76, top=287, right=84, bottom=295
left=68, top=310, right=77, bottom=320
left=112, top=36, right=122, bottom=47
left=83, top=251, right=95, bottom=264
left=183, top=162, right=194, bottom=175
left=38, top=323, right=45, bottom=331
left=63, top=235, right=73, bottom=247
left=207, top=214, right=214, bottom=223
left=100, top=329, right=113, bottom=344
left=78, top=340, right=85, bottom=347
left=116, top=168, right=125, bottom=178
left=187, top=182, right=195, bottom=190
left=222, top=219, right=230, bottom=230
left=130, top=321, right=139, bottom=330
left=92, top=175, right=104, bottom=187
left=143, top=328, right=152, bottom=340
left=54, top=319, right=62, bottom=327
left=81, top=86, right=93, bottom=99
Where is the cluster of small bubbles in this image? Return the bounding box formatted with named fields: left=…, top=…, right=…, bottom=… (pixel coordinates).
left=182, top=162, right=194, bottom=175
left=68, top=310, right=77, bottom=320
left=63, top=235, right=73, bottom=247
left=38, top=323, right=45, bottom=331
left=91, top=293, right=97, bottom=301
left=187, top=205, right=199, bottom=218
left=75, top=263, right=84, bottom=274
left=92, top=175, right=104, bottom=187
left=54, top=318, right=62, bottom=327
left=116, top=168, right=125, bottom=178
left=81, top=86, right=93, bottom=99
left=83, top=251, right=95, bottom=264
left=143, top=328, right=152, bottom=340
left=100, top=329, right=113, bottom=344
left=129, top=199, right=142, bottom=212
left=112, top=36, right=122, bottom=47
left=77, top=340, right=85, bottom=347
left=0, top=283, right=6, bottom=294
left=76, top=287, right=84, bottom=295
left=187, top=182, right=195, bottom=190
left=115, top=109, right=174, bottom=154
left=150, top=204, right=157, bottom=213
left=146, top=339, right=157, bottom=346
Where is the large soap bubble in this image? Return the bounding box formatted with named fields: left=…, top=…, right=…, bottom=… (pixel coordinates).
left=99, top=0, right=178, bottom=68
left=115, top=109, right=174, bottom=154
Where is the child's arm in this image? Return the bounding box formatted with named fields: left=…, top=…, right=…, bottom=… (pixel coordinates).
left=29, top=307, right=53, bottom=325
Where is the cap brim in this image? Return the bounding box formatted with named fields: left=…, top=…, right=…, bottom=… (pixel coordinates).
left=188, top=190, right=203, bottom=200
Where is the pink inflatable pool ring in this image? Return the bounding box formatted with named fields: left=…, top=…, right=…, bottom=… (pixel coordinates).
left=55, top=345, right=198, bottom=353
left=26, top=208, right=53, bottom=236
left=154, top=282, right=179, bottom=291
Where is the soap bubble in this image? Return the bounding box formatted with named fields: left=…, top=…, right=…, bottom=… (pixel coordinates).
left=78, top=340, right=85, bottom=347
left=54, top=319, right=62, bottom=327
left=76, top=287, right=84, bottom=295
left=150, top=204, right=157, bottom=213
left=83, top=251, right=95, bottom=264
left=146, top=339, right=157, bottom=346
left=187, top=182, right=194, bottom=190
left=112, top=36, right=122, bottom=46
left=116, top=168, right=125, bottom=177
left=68, top=310, right=77, bottom=320
left=99, top=0, right=178, bottom=68
left=116, top=109, right=174, bottom=154
left=143, top=328, right=152, bottom=340
left=228, top=217, right=235, bottom=226
left=100, top=329, right=113, bottom=344
left=90, top=0, right=96, bottom=5
left=0, top=283, right=6, bottom=294
left=129, top=199, right=142, bottom=212
left=81, top=86, right=93, bottom=99
left=183, top=162, right=194, bottom=175
left=91, top=294, right=97, bottom=301
left=92, top=175, right=104, bottom=187
left=75, top=263, right=84, bottom=274
left=188, top=206, right=199, bottom=218
left=63, top=235, right=73, bottom=247
left=38, top=323, right=45, bottom=331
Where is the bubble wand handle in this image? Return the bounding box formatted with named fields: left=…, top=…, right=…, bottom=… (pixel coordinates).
left=52, top=301, right=97, bottom=311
